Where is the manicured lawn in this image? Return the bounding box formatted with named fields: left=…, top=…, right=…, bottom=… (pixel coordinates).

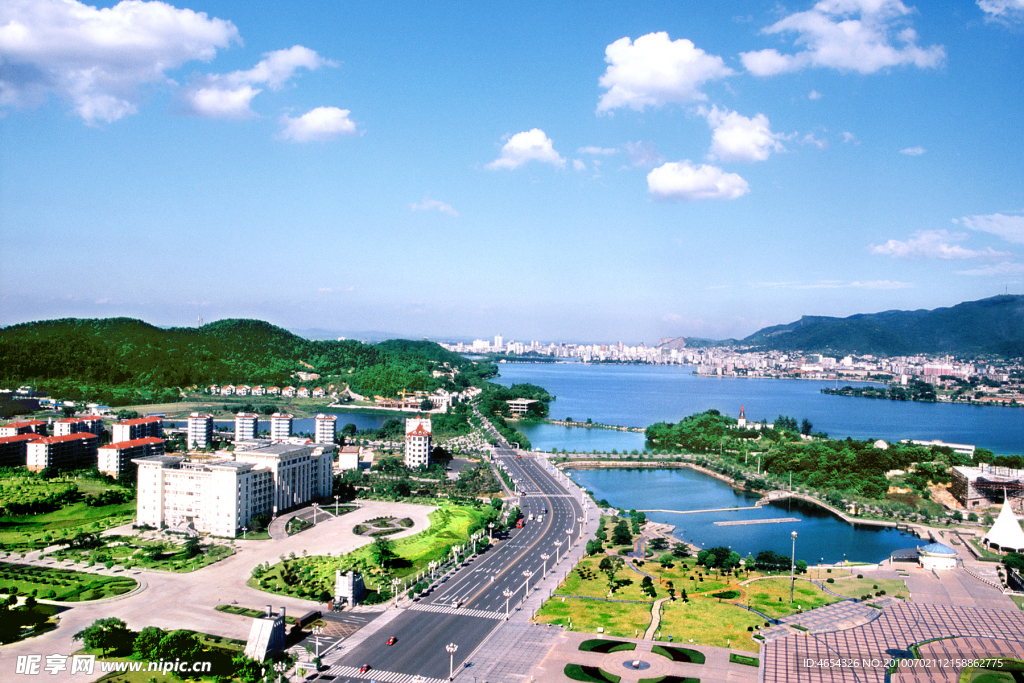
left=47, top=535, right=234, bottom=573
left=657, top=598, right=764, bottom=653
left=651, top=645, right=705, bottom=664
left=0, top=500, right=135, bottom=550
left=742, top=577, right=840, bottom=619
left=824, top=577, right=909, bottom=601
left=579, top=638, right=636, bottom=653
left=564, top=663, right=622, bottom=683
left=0, top=562, right=137, bottom=601
left=535, top=595, right=653, bottom=638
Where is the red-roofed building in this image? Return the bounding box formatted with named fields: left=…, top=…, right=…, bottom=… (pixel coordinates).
left=404, top=417, right=432, bottom=468
left=112, top=416, right=163, bottom=443
left=27, top=433, right=98, bottom=472
left=0, top=433, right=44, bottom=468
left=0, top=419, right=47, bottom=438
left=54, top=416, right=103, bottom=438
left=98, top=437, right=165, bottom=478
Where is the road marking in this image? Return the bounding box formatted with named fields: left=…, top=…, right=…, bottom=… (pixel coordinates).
left=407, top=602, right=504, bottom=620
left=328, top=664, right=446, bottom=683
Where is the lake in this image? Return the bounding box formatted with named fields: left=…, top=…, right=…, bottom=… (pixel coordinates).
left=570, top=467, right=917, bottom=564
left=493, top=362, right=1024, bottom=455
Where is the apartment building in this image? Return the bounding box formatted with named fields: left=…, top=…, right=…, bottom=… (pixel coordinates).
left=133, top=441, right=334, bottom=537
left=235, top=413, right=259, bottom=441
left=0, top=419, right=47, bottom=437
left=27, top=433, right=99, bottom=472
left=98, top=437, right=165, bottom=479
left=270, top=413, right=293, bottom=441
left=404, top=417, right=432, bottom=468
left=187, top=413, right=214, bottom=449
left=112, top=416, right=163, bottom=443
left=53, top=416, right=103, bottom=437
left=314, top=414, right=336, bottom=445
left=0, top=433, right=44, bottom=467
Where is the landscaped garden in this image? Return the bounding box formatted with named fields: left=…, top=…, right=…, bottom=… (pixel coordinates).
left=0, top=562, right=137, bottom=601
left=45, top=533, right=234, bottom=573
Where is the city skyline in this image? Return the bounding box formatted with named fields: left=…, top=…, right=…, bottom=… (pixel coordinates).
left=1, top=0, right=1022, bottom=341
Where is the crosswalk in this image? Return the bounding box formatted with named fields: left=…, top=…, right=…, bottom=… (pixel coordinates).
left=326, top=664, right=445, bottom=683
left=407, top=602, right=504, bottom=620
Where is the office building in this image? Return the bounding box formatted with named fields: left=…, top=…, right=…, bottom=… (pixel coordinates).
left=404, top=417, right=432, bottom=468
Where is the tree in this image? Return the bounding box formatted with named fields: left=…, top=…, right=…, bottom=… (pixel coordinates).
left=800, top=419, right=813, bottom=436
left=648, top=537, right=669, bottom=551
left=232, top=655, right=264, bottom=683
left=182, top=536, right=201, bottom=558
left=370, top=536, right=394, bottom=567
left=133, top=626, right=165, bottom=660
left=1004, top=552, right=1024, bottom=572
left=420, top=399, right=434, bottom=411
left=671, top=543, right=691, bottom=559
left=586, top=539, right=603, bottom=555
left=611, top=519, right=632, bottom=546
left=74, top=617, right=131, bottom=655
left=156, top=629, right=202, bottom=662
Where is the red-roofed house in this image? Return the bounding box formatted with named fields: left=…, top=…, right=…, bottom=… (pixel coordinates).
left=297, top=387, right=310, bottom=398
left=404, top=417, right=432, bottom=468
left=312, top=387, right=326, bottom=398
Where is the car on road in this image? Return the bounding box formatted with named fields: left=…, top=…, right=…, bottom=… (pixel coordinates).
left=359, top=664, right=371, bottom=673
left=387, top=636, right=397, bottom=645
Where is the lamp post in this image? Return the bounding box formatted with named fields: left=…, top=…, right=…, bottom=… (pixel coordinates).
left=790, top=530, right=798, bottom=603
left=554, top=540, right=563, bottom=563
left=566, top=528, right=573, bottom=551
left=541, top=553, right=550, bottom=576
left=241, top=526, right=248, bottom=540
left=446, top=642, right=458, bottom=680
left=523, top=569, right=533, bottom=595
left=392, top=577, right=401, bottom=607
left=273, top=661, right=288, bottom=683
left=488, top=522, right=494, bottom=541
left=577, top=516, right=585, bottom=541
left=312, top=625, right=324, bottom=657
left=312, top=503, right=319, bottom=525
left=334, top=494, right=339, bottom=515
left=503, top=588, right=513, bottom=619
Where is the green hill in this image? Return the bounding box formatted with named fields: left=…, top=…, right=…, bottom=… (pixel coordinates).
left=0, top=317, right=484, bottom=405
left=739, top=295, right=1024, bottom=357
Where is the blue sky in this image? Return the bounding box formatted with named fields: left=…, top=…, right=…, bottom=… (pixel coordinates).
left=1, top=0, right=1022, bottom=342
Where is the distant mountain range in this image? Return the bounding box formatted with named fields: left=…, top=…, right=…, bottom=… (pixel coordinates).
left=657, top=295, right=1024, bottom=358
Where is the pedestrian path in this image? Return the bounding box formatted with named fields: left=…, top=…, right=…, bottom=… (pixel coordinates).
left=407, top=602, right=504, bottom=620
left=644, top=597, right=669, bottom=639
left=326, top=664, right=445, bottom=683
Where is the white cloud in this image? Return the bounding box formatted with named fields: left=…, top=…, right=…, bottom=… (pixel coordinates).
left=900, top=146, right=926, bottom=155
left=578, top=146, right=619, bottom=155
left=870, top=229, right=1011, bottom=259
left=180, top=45, right=334, bottom=119
left=740, top=0, right=944, bottom=76
left=842, top=131, right=858, bottom=143
left=808, top=89, right=823, bottom=99
left=410, top=197, right=458, bottom=217
left=278, top=106, right=356, bottom=142
left=956, top=213, right=1024, bottom=244
left=701, top=106, right=785, bottom=162
left=486, top=129, right=565, bottom=170
left=802, top=132, right=829, bottom=149
left=647, top=161, right=749, bottom=201
left=956, top=261, right=1024, bottom=276
left=0, top=0, right=239, bottom=124
left=597, top=32, right=733, bottom=113
left=573, top=159, right=587, bottom=171
left=977, top=0, right=1024, bottom=21
left=624, top=140, right=664, bottom=168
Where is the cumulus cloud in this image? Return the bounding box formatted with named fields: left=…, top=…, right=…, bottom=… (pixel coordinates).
left=0, top=0, right=239, bottom=124
left=597, top=32, right=733, bottom=113
left=900, top=146, right=926, bottom=155
left=956, top=213, right=1024, bottom=244
left=410, top=196, right=458, bottom=216
left=870, top=229, right=1011, bottom=259
left=740, top=0, right=944, bottom=76
left=180, top=45, right=334, bottom=119
left=701, top=106, right=785, bottom=162
left=977, top=0, right=1024, bottom=21
left=647, top=161, right=749, bottom=201
left=486, top=129, right=565, bottom=170
left=278, top=106, right=356, bottom=142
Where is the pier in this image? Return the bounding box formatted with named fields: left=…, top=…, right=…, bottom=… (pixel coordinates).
left=714, top=517, right=800, bottom=526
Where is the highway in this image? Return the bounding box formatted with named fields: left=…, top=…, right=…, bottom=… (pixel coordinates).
left=320, top=450, right=587, bottom=682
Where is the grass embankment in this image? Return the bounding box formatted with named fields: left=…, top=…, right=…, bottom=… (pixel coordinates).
left=0, top=562, right=137, bottom=601
left=251, top=504, right=497, bottom=600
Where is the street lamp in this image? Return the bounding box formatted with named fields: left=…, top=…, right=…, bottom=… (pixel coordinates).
left=523, top=569, right=533, bottom=595
left=312, top=503, right=319, bottom=525
left=503, top=588, right=513, bottom=619
left=446, top=642, right=458, bottom=680
left=312, top=625, right=324, bottom=657
left=334, top=494, right=339, bottom=515
left=790, top=530, right=798, bottom=603
left=273, top=661, right=288, bottom=683
left=577, top=516, right=585, bottom=540
left=566, top=528, right=573, bottom=551
left=392, top=578, right=401, bottom=607
left=241, top=526, right=248, bottom=540
left=488, top=522, right=494, bottom=541
left=541, top=553, right=550, bottom=575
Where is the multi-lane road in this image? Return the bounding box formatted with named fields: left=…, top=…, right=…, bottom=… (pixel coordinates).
left=321, top=449, right=587, bottom=682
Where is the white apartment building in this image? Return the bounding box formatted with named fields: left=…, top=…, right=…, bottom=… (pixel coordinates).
left=187, top=413, right=214, bottom=449
left=27, top=433, right=99, bottom=472
left=134, top=442, right=335, bottom=537
left=0, top=419, right=47, bottom=437
left=235, top=413, right=259, bottom=441
left=98, top=437, right=164, bottom=479
left=112, top=416, right=163, bottom=443
left=53, top=417, right=103, bottom=437
left=314, top=414, right=336, bottom=445
left=270, top=413, right=293, bottom=441
left=404, top=417, right=432, bottom=469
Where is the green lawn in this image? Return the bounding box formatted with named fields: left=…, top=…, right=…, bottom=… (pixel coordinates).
left=0, top=562, right=137, bottom=601
left=535, top=595, right=653, bottom=638
left=0, top=500, right=135, bottom=551
left=47, top=535, right=234, bottom=573
left=824, top=577, right=908, bottom=601
left=742, top=577, right=841, bottom=619
left=656, top=597, right=764, bottom=653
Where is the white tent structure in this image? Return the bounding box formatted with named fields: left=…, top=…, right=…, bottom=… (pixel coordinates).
left=982, top=494, right=1024, bottom=553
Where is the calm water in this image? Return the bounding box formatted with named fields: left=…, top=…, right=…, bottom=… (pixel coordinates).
left=571, top=467, right=916, bottom=564
left=494, top=362, right=1024, bottom=455
left=166, top=411, right=386, bottom=435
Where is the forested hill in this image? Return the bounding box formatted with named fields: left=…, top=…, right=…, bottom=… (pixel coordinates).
left=0, top=317, right=483, bottom=398
left=738, top=295, right=1024, bottom=357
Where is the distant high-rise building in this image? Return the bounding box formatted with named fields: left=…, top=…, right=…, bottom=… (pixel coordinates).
left=112, top=416, right=163, bottom=443
left=314, top=414, right=336, bottom=444
left=187, top=413, right=213, bottom=449
left=270, top=413, right=293, bottom=441
left=404, top=417, right=432, bottom=469
left=494, top=334, right=503, bottom=352
left=235, top=413, right=259, bottom=441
